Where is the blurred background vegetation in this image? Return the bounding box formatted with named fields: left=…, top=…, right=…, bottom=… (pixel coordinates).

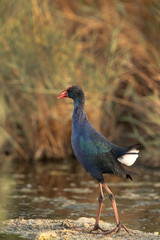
left=0, top=0, right=160, bottom=167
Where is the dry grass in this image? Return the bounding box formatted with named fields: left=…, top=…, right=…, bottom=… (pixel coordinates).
left=0, top=0, right=160, bottom=166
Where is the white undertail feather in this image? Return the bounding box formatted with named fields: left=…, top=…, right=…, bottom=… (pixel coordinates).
left=117, top=148, right=139, bottom=166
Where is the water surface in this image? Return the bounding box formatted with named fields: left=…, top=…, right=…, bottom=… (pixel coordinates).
left=0, top=160, right=160, bottom=237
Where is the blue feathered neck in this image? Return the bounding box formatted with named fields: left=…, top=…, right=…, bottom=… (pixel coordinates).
left=72, top=95, right=87, bottom=128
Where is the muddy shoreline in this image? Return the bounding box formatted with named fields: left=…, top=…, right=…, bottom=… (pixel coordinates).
left=0, top=217, right=159, bottom=240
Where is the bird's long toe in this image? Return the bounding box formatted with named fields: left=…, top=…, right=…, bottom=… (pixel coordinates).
left=121, top=223, right=133, bottom=234
left=89, top=224, right=107, bottom=232
left=102, top=225, right=121, bottom=236
left=101, top=222, right=133, bottom=236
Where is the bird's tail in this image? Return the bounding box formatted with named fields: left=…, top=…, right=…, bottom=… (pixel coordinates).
left=117, top=144, right=143, bottom=167
left=119, top=144, right=143, bottom=180
left=128, top=143, right=143, bottom=151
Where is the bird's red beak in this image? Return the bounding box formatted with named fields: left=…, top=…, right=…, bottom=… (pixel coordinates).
left=57, top=86, right=72, bottom=99
left=57, top=89, right=68, bottom=99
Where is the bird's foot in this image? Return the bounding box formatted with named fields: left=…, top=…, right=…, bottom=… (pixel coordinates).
left=60, top=220, right=133, bottom=236
left=89, top=224, right=106, bottom=232
left=102, top=222, right=133, bottom=236
left=88, top=222, right=133, bottom=236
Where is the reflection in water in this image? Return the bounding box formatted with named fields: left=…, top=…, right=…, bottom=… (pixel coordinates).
left=0, top=159, right=160, bottom=233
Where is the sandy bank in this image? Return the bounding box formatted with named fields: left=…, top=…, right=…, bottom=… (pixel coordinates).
left=0, top=217, right=159, bottom=240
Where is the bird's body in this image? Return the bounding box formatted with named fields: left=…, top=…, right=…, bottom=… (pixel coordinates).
left=70, top=87, right=139, bottom=182
left=57, top=86, right=141, bottom=235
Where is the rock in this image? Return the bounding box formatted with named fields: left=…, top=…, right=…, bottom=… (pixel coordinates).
left=36, top=231, right=57, bottom=240
left=154, top=232, right=159, bottom=236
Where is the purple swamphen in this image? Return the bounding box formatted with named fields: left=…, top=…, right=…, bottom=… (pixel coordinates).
left=57, top=86, right=140, bottom=235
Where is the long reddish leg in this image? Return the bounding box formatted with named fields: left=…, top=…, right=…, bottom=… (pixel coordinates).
left=63, top=182, right=132, bottom=236
left=102, top=183, right=120, bottom=225
left=102, top=183, right=131, bottom=235
left=91, top=183, right=105, bottom=231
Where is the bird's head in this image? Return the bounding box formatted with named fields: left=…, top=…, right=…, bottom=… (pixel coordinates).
left=57, top=86, right=84, bottom=101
